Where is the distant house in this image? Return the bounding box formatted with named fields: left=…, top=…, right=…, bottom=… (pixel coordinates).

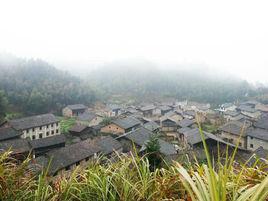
left=178, top=118, right=196, bottom=128
left=32, top=136, right=122, bottom=176
left=0, top=127, right=21, bottom=142
left=29, top=134, right=66, bottom=158
left=116, top=127, right=177, bottom=158
left=143, top=121, right=160, bottom=132
left=254, top=116, right=268, bottom=130
left=106, top=104, right=122, bottom=117
left=246, top=128, right=268, bottom=151
left=158, top=105, right=173, bottom=116
left=236, top=104, right=261, bottom=120
left=101, top=116, right=141, bottom=135
left=217, top=103, right=237, bottom=113
left=69, top=124, right=90, bottom=136
left=140, top=105, right=157, bottom=117
left=77, top=112, right=103, bottom=127
left=8, top=114, right=60, bottom=140
left=62, top=104, right=88, bottom=117
left=223, top=111, right=241, bottom=121
left=160, top=117, right=178, bottom=132
left=218, top=121, right=249, bottom=149
left=183, top=110, right=196, bottom=120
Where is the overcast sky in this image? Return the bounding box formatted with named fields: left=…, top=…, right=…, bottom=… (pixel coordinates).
left=0, top=0, right=267, bottom=83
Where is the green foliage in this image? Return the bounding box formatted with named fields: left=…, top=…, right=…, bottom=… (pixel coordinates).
left=0, top=149, right=268, bottom=200
left=100, top=116, right=113, bottom=126
left=0, top=56, right=96, bottom=115
left=59, top=117, right=76, bottom=134
left=87, top=65, right=258, bottom=105
left=145, top=135, right=162, bottom=171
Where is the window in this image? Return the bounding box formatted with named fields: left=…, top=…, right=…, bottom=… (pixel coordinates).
left=250, top=144, right=254, bottom=148
left=26, top=129, right=29, bottom=133
left=56, top=129, right=59, bottom=134
left=51, top=130, right=54, bottom=135
left=46, top=132, right=49, bottom=136
left=239, top=142, right=242, bottom=147
left=32, top=135, right=36, bottom=140
left=32, top=128, right=35, bottom=132
left=56, top=123, right=58, bottom=126
left=39, top=133, right=43, bottom=139
left=250, top=137, right=253, bottom=140
left=47, top=125, right=49, bottom=128
left=39, top=126, right=42, bottom=130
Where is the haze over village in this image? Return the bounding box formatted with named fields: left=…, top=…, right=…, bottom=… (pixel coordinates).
left=1, top=0, right=268, bottom=200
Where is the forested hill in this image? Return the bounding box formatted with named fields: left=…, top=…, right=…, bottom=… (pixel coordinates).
left=0, top=54, right=96, bottom=118
left=86, top=61, right=258, bottom=105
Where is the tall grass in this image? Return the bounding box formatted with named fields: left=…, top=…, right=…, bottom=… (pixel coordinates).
left=0, top=131, right=268, bottom=200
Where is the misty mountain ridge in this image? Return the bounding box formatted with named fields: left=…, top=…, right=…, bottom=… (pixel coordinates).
left=0, top=54, right=266, bottom=116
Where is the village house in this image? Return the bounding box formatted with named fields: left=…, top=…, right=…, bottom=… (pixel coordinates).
left=246, top=128, right=268, bottom=151
left=218, top=121, right=249, bottom=149
left=139, top=105, right=157, bottom=117
left=178, top=118, right=196, bottom=128
left=183, top=110, right=196, bottom=120
left=143, top=121, right=160, bottom=132
left=32, top=136, right=122, bottom=176
left=100, top=116, right=141, bottom=135
left=160, top=117, right=178, bottom=132
left=223, top=110, right=241, bottom=121
left=158, top=105, right=173, bottom=115
left=245, top=115, right=268, bottom=151
left=217, top=103, right=237, bottom=113
left=105, top=104, right=122, bottom=117
left=0, top=127, right=21, bottom=142
left=68, top=124, right=91, bottom=136
left=29, top=134, right=66, bottom=158
left=0, top=138, right=31, bottom=160
left=62, top=104, right=88, bottom=117
left=8, top=114, right=60, bottom=140
left=77, top=112, right=103, bottom=127
left=116, top=127, right=177, bottom=159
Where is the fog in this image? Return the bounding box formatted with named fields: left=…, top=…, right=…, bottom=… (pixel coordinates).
left=0, top=0, right=268, bottom=84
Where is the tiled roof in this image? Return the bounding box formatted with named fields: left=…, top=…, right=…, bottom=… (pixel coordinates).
left=178, top=119, right=195, bottom=128
left=246, top=128, right=268, bottom=141
left=66, top=104, right=87, bottom=111
left=29, top=135, right=66, bottom=149
left=9, top=114, right=59, bottom=130
left=219, top=121, right=248, bottom=136
left=112, top=117, right=141, bottom=130
left=77, top=112, right=96, bottom=122
left=69, top=124, right=88, bottom=133
left=143, top=121, right=160, bottom=132
left=0, top=127, right=21, bottom=141
left=254, top=116, right=268, bottom=130
left=0, top=138, right=30, bottom=154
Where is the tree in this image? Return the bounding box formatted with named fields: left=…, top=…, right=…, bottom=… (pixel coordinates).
left=145, top=135, right=162, bottom=171
left=0, top=90, right=8, bottom=120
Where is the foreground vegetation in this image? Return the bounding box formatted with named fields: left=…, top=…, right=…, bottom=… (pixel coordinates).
left=0, top=146, right=268, bottom=200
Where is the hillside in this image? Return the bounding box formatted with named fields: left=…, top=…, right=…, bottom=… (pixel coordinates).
left=0, top=54, right=96, bottom=117
left=86, top=61, right=258, bottom=105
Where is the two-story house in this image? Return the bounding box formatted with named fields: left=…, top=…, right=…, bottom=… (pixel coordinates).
left=9, top=113, right=60, bottom=140
left=218, top=121, right=249, bottom=149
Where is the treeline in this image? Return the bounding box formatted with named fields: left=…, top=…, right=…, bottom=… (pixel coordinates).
left=0, top=54, right=96, bottom=119
left=86, top=62, right=259, bottom=106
